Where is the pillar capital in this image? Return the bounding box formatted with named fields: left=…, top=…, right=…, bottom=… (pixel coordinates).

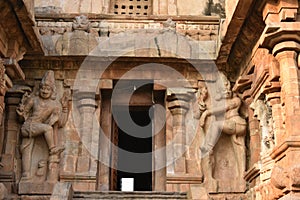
left=167, top=88, right=195, bottom=112
left=166, top=88, right=194, bottom=174
left=74, top=91, right=98, bottom=111
left=273, top=41, right=300, bottom=57
left=260, top=0, right=300, bottom=52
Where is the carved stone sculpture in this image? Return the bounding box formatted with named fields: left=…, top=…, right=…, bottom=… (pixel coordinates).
left=72, top=15, right=90, bottom=32
left=17, top=70, right=69, bottom=183
left=193, top=82, right=208, bottom=121
left=56, top=15, right=97, bottom=55
left=198, top=72, right=247, bottom=192
left=192, top=82, right=208, bottom=179
left=162, top=18, right=176, bottom=31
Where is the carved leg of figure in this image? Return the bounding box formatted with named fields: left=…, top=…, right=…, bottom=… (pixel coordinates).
left=47, top=154, right=60, bottom=182
left=43, top=125, right=65, bottom=155
left=200, top=121, right=221, bottom=157
left=43, top=125, right=55, bottom=150
left=231, top=135, right=246, bottom=179
left=47, top=148, right=64, bottom=182
left=30, top=123, right=57, bottom=152
left=232, top=135, right=246, bottom=175
left=20, top=138, right=34, bottom=180
left=201, top=151, right=218, bottom=192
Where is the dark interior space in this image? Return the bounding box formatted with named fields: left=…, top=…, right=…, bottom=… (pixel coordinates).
left=116, top=107, right=153, bottom=191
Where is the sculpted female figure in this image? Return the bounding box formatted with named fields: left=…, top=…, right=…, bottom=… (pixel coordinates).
left=200, top=73, right=246, bottom=155
left=197, top=72, right=246, bottom=191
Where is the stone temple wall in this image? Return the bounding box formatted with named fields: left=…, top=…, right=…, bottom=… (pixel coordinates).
left=35, top=15, right=220, bottom=59
left=2, top=0, right=300, bottom=200
left=34, top=0, right=225, bottom=17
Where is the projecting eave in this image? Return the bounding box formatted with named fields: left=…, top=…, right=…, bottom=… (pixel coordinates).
left=7, top=0, right=44, bottom=56
left=216, top=0, right=266, bottom=80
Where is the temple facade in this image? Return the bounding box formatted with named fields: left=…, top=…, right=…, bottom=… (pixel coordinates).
left=0, top=0, right=300, bottom=199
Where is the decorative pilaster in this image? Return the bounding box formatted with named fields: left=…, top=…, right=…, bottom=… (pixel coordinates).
left=0, top=56, right=26, bottom=194
left=260, top=0, right=300, bottom=198
left=167, top=88, right=194, bottom=175
left=77, top=92, right=98, bottom=162
left=0, top=59, right=6, bottom=124
left=274, top=48, right=300, bottom=137
left=0, top=89, right=25, bottom=193
left=234, top=47, right=282, bottom=198
left=166, top=87, right=204, bottom=193
left=70, top=91, right=99, bottom=191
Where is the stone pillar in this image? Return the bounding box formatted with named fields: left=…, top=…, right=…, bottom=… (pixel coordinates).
left=98, top=90, right=111, bottom=191
left=153, top=90, right=166, bottom=191
left=0, top=58, right=7, bottom=170
left=74, top=91, right=99, bottom=191
left=0, top=91, right=23, bottom=193
left=0, top=59, right=6, bottom=124
left=167, top=89, right=194, bottom=176
left=167, top=92, right=190, bottom=174
left=233, top=48, right=282, bottom=195
left=247, top=107, right=261, bottom=171
left=258, top=0, right=300, bottom=197
left=274, top=48, right=300, bottom=138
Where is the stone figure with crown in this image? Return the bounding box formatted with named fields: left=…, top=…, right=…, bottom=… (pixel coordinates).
left=17, top=70, right=69, bottom=188
left=194, top=72, right=247, bottom=193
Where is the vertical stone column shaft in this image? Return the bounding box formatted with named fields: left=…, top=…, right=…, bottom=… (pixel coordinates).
left=275, top=49, right=300, bottom=137
left=0, top=93, right=22, bottom=193
left=98, top=91, right=111, bottom=191
left=167, top=91, right=193, bottom=174
left=248, top=108, right=261, bottom=168
left=153, top=91, right=166, bottom=191
left=75, top=91, right=99, bottom=184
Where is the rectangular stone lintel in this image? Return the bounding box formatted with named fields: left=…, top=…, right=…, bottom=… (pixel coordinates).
left=99, top=79, right=113, bottom=89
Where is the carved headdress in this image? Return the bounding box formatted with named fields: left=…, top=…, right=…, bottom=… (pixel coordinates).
left=39, top=70, right=57, bottom=100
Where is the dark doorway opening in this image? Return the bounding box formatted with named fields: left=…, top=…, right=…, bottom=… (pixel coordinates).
left=116, top=107, right=153, bottom=191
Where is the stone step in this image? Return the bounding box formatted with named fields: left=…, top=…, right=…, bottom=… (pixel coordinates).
left=73, top=191, right=188, bottom=200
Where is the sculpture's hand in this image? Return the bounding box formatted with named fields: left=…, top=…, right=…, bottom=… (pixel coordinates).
left=16, top=92, right=32, bottom=121
left=16, top=105, right=24, bottom=114
left=58, top=90, right=71, bottom=127
left=199, top=110, right=209, bottom=127
left=60, top=90, right=70, bottom=112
